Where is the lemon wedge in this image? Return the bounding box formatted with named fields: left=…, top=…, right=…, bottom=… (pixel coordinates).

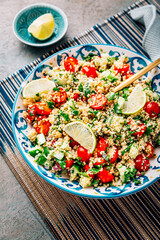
left=64, top=121, right=97, bottom=153
left=28, top=13, right=55, bottom=40
left=23, top=78, right=55, bottom=98
left=122, top=84, right=146, bottom=115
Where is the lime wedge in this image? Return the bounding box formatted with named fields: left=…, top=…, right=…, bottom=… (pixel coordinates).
left=23, top=78, right=55, bottom=98
left=28, top=13, right=55, bottom=40
left=122, top=84, right=146, bottom=115
left=64, top=121, right=97, bottom=153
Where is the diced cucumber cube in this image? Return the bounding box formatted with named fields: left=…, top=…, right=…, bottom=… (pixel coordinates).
left=129, top=143, right=138, bottom=159
left=54, top=151, right=64, bottom=160
left=37, top=133, right=46, bottom=145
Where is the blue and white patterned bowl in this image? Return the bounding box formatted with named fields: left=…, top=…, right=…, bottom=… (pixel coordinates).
left=12, top=44, right=160, bottom=198
left=13, top=3, right=68, bottom=47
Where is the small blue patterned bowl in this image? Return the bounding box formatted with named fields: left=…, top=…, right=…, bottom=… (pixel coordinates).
left=13, top=3, right=68, bottom=47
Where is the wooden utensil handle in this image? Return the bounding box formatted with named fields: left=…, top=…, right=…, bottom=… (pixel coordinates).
left=114, top=58, right=160, bottom=93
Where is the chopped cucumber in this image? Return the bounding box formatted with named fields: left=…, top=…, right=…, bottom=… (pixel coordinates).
left=36, top=133, right=46, bottom=145
left=118, top=97, right=125, bottom=109
left=54, top=151, right=64, bottom=160
left=118, top=165, right=127, bottom=182
left=70, top=164, right=80, bottom=181
left=79, top=176, right=91, bottom=188
left=129, top=143, right=139, bottom=159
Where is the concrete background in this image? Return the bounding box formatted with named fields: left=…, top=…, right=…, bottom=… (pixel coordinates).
left=1, top=0, right=137, bottom=239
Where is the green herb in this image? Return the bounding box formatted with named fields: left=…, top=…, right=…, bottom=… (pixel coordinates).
left=53, top=87, right=60, bottom=92
left=145, top=126, right=153, bottom=136
left=47, top=101, right=54, bottom=109
left=36, top=93, right=40, bottom=97
left=91, top=179, right=99, bottom=185
left=113, top=103, right=122, bottom=114
left=107, top=92, right=115, bottom=101
left=85, top=82, right=91, bottom=97
left=133, top=179, right=141, bottom=185
left=70, top=106, right=79, bottom=116
left=107, top=73, right=118, bottom=83
left=134, top=115, right=143, bottom=121
left=123, top=168, right=140, bottom=184
left=122, top=144, right=133, bottom=155
left=60, top=111, right=70, bottom=121
left=36, top=154, right=47, bottom=165
left=29, top=149, right=42, bottom=157
left=73, top=77, right=79, bottom=82
left=83, top=53, right=97, bottom=62
left=122, top=93, right=128, bottom=101
left=78, top=83, right=83, bottom=92
left=89, top=109, right=99, bottom=116
left=79, top=172, right=90, bottom=177
left=55, top=157, right=66, bottom=169
left=44, top=147, right=50, bottom=157
left=29, top=111, right=34, bottom=116
left=115, top=134, right=121, bottom=140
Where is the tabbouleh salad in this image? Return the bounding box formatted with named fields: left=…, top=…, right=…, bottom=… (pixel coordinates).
left=22, top=51, right=160, bottom=188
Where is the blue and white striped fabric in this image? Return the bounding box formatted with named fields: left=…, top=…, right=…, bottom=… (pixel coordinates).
left=1, top=0, right=160, bottom=239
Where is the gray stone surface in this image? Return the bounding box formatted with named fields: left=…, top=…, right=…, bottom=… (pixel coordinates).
left=1, top=0, right=137, bottom=239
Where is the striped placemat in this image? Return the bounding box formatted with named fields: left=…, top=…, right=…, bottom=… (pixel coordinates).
left=1, top=0, right=160, bottom=239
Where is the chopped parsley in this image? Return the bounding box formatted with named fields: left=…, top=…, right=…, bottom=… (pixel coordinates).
left=78, top=83, right=83, bottom=92
left=70, top=106, right=79, bottom=116
left=83, top=53, right=97, bottom=61
left=53, top=87, right=60, bottom=92
left=145, top=126, right=153, bottom=136
left=36, top=154, right=47, bottom=165
left=107, top=92, right=115, bottom=101
left=36, top=93, right=40, bottom=97
left=60, top=111, right=70, bottom=121
left=113, top=103, right=122, bottom=114
left=107, top=73, right=118, bottom=83
left=47, top=101, right=54, bottom=109
left=85, top=82, right=91, bottom=97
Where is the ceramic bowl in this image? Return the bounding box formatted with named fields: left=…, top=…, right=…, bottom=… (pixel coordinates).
left=12, top=44, right=160, bottom=198
left=13, top=3, right=68, bottom=47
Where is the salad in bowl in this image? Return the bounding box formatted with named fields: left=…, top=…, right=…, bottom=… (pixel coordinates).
left=21, top=47, right=160, bottom=189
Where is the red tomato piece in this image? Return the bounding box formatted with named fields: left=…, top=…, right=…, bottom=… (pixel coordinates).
left=114, top=64, right=130, bottom=74
left=108, top=146, right=118, bottom=163
left=134, top=154, right=150, bottom=172
left=145, top=142, right=154, bottom=159
left=84, top=165, right=94, bottom=179
left=97, top=169, right=114, bottom=183
left=70, top=138, right=79, bottom=148
left=128, top=121, right=146, bottom=137
left=27, top=105, right=36, bottom=122
left=96, top=137, right=108, bottom=157
left=52, top=87, right=67, bottom=103
left=82, top=66, right=97, bottom=78
left=72, top=93, right=80, bottom=101
left=35, top=116, right=51, bottom=135
left=64, top=57, right=78, bottom=72
left=125, top=71, right=134, bottom=79
left=66, top=159, right=74, bottom=168
left=88, top=94, right=107, bottom=110
left=94, top=158, right=106, bottom=166
left=144, top=102, right=160, bottom=118
left=35, top=102, right=52, bottom=116
left=77, top=146, right=92, bottom=162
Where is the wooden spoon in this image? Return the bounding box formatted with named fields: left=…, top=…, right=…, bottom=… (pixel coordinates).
left=114, top=57, right=160, bottom=93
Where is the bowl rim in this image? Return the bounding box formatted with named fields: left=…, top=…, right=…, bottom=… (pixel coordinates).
left=12, top=43, right=160, bottom=199
left=12, top=3, right=68, bottom=47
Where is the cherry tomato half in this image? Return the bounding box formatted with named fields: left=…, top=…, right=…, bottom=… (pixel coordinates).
left=128, top=121, right=146, bottom=137
left=114, top=64, right=130, bottom=74
left=84, top=165, right=94, bottom=179
left=108, top=146, right=118, bottom=163
left=72, top=93, right=80, bottom=101
left=64, top=57, right=78, bottom=72
left=52, top=87, right=67, bottom=104
left=145, top=142, right=154, bottom=159
left=77, top=146, right=92, bottom=162
left=96, top=137, right=108, bottom=157
left=27, top=105, right=36, bottom=122
left=97, top=169, right=114, bottom=183
left=134, top=154, right=150, bottom=172
left=35, top=102, right=52, bottom=116
left=35, top=116, right=51, bottom=135
left=82, top=66, right=97, bottom=78
left=66, top=159, right=74, bottom=168
left=144, top=102, right=160, bottom=118
left=94, top=157, right=106, bottom=166
left=88, top=94, right=107, bottom=110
